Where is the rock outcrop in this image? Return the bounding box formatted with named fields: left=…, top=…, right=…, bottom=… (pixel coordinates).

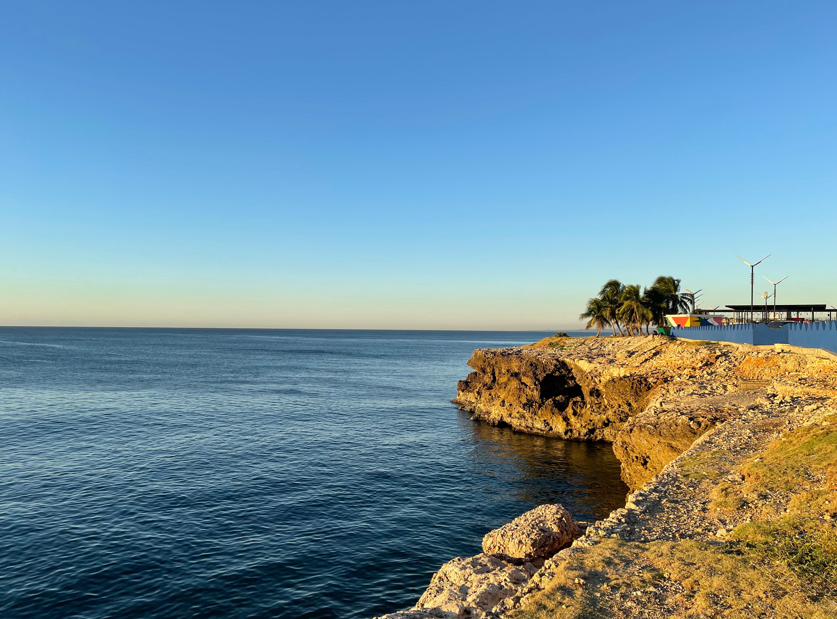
left=610, top=394, right=749, bottom=488
left=453, top=348, right=659, bottom=442
left=414, top=554, right=536, bottom=618
left=454, top=336, right=761, bottom=487
left=377, top=610, right=457, bottom=619
left=375, top=503, right=580, bottom=619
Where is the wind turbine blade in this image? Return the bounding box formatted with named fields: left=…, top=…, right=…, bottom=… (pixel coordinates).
left=777, top=276, right=788, bottom=284
left=752, top=253, right=772, bottom=267
left=763, top=276, right=775, bottom=285
left=736, top=255, right=753, bottom=267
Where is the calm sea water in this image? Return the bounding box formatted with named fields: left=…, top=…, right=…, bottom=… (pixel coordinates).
left=0, top=328, right=627, bottom=619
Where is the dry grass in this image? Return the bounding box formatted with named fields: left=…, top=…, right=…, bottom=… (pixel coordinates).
left=740, top=414, right=837, bottom=493
left=734, top=515, right=837, bottom=598
left=709, top=413, right=837, bottom=515
left=510, top=539, right=661, bottom=619
left=514, top=416, right=837, bottom=618
left=708, top=482, right=747, bottom=511
left=647, top=540, right=835, bottom=618
left=512, top=538, right=835, bottom=619
left=677, top=449, right=730, bottom=482
left=721, top=414, right=837, bottom=600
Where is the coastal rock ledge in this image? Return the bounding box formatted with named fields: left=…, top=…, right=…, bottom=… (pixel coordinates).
left=375, top=504, right=581, bottom=619
left=377, top=335, right=837, bottom=618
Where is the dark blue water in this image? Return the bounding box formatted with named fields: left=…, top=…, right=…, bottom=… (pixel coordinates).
left=0, top=328, right=627, bottom=619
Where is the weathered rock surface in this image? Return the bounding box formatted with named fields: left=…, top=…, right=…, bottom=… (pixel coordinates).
left=375, top=504, right=580, bottom=619
left=414, top=554, right=536, bottom=618
left=611, top=394, right=748, bottom=488
left=453, top=348, right=659, bottom=442
left=481, top=503, right=580, bottom=562
left=374, top=609, right=458, bottom=619
left=505, top=389, right=837, bottom=618
left=379, top=338, right=837, bottom=619
left=453, top=336, right=774, bottom=487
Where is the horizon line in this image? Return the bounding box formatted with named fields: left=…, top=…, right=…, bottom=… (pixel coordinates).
left=0, top=324, right=590, bottom=332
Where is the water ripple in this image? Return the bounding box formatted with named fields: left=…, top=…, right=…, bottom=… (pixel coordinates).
left=0, top=328, right=626, bottom=618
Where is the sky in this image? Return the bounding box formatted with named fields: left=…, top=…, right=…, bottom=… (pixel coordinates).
left=1, top=1, right=836, bottom=329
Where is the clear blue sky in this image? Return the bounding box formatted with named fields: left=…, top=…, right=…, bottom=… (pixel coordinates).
left=2, top=1, right=835, bottom=329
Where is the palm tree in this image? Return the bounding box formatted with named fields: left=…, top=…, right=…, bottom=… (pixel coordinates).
left=640, top=276, right=691, bottom=331
left=618, top=284, right=653, bottom=335
left=681, top=290, right=697, bottom=313
left=641, top=285, right=668, bottom=330
left=640, top=291, right=655, bottom=334
left=650, top=276, right=690, bottom=316
left=583, top=276, right=689, bottom=336
left=579, top=298, right=610, bottom=337
left=598, top=279, right=625, bottom=336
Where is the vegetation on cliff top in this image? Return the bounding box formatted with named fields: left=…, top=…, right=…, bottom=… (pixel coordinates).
left=579, top=276, right=692, bottom=336
left=513, top=537, right=833, bottom=619
left=513, top=413, right=837, bottom=619
left=721, top=414, right=837, bottom=598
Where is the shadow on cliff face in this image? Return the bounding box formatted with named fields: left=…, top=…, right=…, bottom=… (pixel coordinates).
left=456, top=409, right=628, bottom=522
left=455, top=349, right=661, bottom=442
left=539, top=372, right=584, bottom=403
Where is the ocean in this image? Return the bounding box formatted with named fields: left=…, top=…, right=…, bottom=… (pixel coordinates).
left=0, top=328, right=628, bottom=618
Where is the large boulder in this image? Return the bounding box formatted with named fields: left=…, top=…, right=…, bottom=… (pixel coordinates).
left=481, top=503, right=580, bottom=562
left=377, top=505, right=581, bottom=619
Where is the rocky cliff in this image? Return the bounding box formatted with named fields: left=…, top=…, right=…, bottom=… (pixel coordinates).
left=378, top=336, right=837, bottom=618
left=454, top=335, right=772, bottom=489
left=452, top=348, right=660, bottom=443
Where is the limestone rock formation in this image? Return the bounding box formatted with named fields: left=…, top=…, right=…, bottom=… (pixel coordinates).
left=377, top=336, right=837, bottom=619
left=481, top=503, right=580, bottom=562
left=453, top=337, right=765, bottom=487
left=414, top=553, right=537, bottom=618
left=612, top=401, right=737, bottom=489
left=374, top=609, right=458, bottom=619
left=453, top=348, right=659, bottom=442
left=376, top=504, right=581, bottom=619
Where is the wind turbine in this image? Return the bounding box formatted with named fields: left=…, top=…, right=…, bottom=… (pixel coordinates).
left=762, top=291, right=773, bottom=322
left=684, top=288, right=702, bottom=313
left=736, top=254, right=771, bottom=322
left=763, top=276, right=788, bottom=320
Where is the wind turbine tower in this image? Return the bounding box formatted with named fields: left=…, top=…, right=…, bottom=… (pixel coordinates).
left=763, top=276, right=788, bottom=320
left=736, top=254, right=771, bottom=323
left=685, top=288, right=702, bottom=313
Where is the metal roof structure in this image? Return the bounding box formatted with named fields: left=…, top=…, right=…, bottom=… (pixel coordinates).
left=725, top=304, right=828, bottom=312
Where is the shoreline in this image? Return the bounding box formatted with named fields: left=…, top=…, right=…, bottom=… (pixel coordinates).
left=377, top=335, right=837, bottom=618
